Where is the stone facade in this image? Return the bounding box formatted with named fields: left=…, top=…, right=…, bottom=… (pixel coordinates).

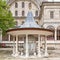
left=0, top=0, right=60, bottom=49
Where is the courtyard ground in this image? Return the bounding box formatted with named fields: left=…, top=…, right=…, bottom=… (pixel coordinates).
left=0, top=49, right=60, bottom=60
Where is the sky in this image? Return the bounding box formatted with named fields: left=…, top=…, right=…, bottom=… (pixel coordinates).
left=48, top=0, right=60, bottom=2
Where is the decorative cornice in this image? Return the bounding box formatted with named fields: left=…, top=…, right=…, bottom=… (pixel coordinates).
left=6, top=28, right=54, bottom=33
left=13, top=16, right=39, bottom=19
left=42, top=2, right=60, bottom=6
left=39, top=2, right=60, bottom=20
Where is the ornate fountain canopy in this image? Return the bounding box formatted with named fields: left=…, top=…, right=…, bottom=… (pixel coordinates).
left=7, top=10, right=53, bottom=36
left=7, top=0, right=53, bottom=36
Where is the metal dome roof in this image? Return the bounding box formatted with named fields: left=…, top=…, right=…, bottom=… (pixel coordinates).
left=19, top=11, right=41, bottom=28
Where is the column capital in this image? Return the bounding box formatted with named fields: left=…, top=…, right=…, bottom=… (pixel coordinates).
left=38, top=34, right=41, bottom=38
left=38, top=34, right=40, bottom=36
left=13, top=35, right=15, bottom=37
left=45, top=35, right=48, bottom=39
left=16, top=35, right=18, bottom=37
left=26, top=34, right=28, bottom=36
left=55, top=27, right=57, bottom=30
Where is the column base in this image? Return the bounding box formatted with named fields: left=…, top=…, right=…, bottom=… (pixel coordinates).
left=34, top=52, right=36, bottom=56
left=21, top=52, right=24, bottom=56
left=12, top=50, right=16, bottom=56
left=38, top=54, right=42, bottom=57
left=26, top=54, right=29, bottom=58
left=12, top=52, right=20, bottom=57
left=44, top=52, right=48, bottom=57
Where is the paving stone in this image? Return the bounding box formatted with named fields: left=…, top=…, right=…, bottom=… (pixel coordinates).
left=0, top=50, right=60, bottom=60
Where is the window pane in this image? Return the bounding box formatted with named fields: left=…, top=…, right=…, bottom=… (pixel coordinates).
left=29, top=3, right=32, bottom=9
left=35, top=11, right=38, bottom=17
left=22, top=2, right=24, bottom=8
left=15, top=11, right=18, bottom=16
left=50, top=11, right=54, bottom=19
left=15, top=2, right=18, bottom=8
left=22, top=11, right=25, bottom=16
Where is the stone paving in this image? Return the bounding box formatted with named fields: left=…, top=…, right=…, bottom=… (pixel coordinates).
left=0, top=50, right=60, bottom=60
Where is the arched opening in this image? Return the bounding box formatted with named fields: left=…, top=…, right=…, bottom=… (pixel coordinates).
left=57, top=26, right=60, bottom=40
left=46, top=26, right=55, bottom=40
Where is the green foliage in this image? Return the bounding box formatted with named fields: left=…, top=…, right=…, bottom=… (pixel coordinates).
left=0, top=0, right=15, bottom=34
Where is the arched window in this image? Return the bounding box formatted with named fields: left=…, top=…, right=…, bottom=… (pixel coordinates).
left=22, top=11, right=25, bottom=16
left=15, top=2, right=18, bottom=8
left=29, top=2, right=32, bottom=9
left=47, top=26, right=55, bottom=40
left=15, top=10, right=18, bottom=16
left=35, top=10, right=38, bottom=17
left=22, top=2, right=24, bottom=8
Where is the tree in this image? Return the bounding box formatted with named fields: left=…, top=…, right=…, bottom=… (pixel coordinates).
left=0, top=0, right=15, bottom=34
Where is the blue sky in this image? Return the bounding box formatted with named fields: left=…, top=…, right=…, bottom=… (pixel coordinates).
left=48, top=0, right=60, bottom=2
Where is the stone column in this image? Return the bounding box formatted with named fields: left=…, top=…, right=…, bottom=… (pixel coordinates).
left=55, top=28, right=57, bottom=41
left=8, top=34, right=10, bottom=41
left=15, top=35, right=19, bottom=56
left=26, top=34, right=29, bottom=57
left=40, top=36, right=42, bottom=48
left=44, top=36, right=48, bottom=56
left=12, top=36, right=16, bottom=56
left=38, top=34, right=41, bottom=57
